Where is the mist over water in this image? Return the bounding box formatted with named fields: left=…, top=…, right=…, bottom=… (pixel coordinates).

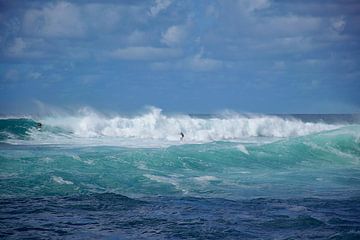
left=1, top=107, right=360, bottom=239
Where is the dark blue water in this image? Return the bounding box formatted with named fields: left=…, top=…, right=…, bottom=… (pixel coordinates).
left=1, top=194, right=360, bottom=239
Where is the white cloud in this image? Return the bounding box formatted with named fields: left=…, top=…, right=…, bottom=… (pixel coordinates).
left=28, top=72, right=42, bottom=80
left=206, top=5, right=219, bottom=18
left=260, top=15, right=322, bottom=36
left=4, top=69, right=19, bottom=82
left=331, top=16, right=346, bottom=33
left=127, top=30, right=147, bottom=46
left=83, top=3, right=125, bottom=32
left=253, top=36, right=316, bottom=53
left=238, top=0, right=271, bottom=13
left=78, top=74, right=101, bottom=85
left=83, top=3, right=149, bottom=36
left=7, top=37, right=26, bottom=56
left=273, top=61, right=285, bottom=70
left=6, top=37, right=44, bottom=58
left=149, top=0, right=173, bottom=17
left=151, top=50, right=223, bottom=72
left=188, top=52, right=223, bottom=71
left=23, top=2, right=85, bottom=38
left=110, top=46, right=182, bottom=61
left=161, top=25, right=187, bottom=46
left=303, top=59, right=322, bottom=66
left=4, top=17, right=21, bottom=36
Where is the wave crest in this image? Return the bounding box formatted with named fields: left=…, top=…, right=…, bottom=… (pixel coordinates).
left=40, top=107, right=340, bottom=141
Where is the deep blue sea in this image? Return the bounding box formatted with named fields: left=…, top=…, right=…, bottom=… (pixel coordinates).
left=1, top=108, right=360, bottom=239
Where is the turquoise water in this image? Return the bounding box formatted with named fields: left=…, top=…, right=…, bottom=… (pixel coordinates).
left=1, top=111, right=360, bottom=239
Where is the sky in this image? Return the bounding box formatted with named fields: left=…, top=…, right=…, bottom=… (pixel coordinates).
left=0, top=0, right=359, bottom=114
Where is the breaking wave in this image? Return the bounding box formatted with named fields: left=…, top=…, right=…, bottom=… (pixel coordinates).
left=0, top=107, right=352, bottom=146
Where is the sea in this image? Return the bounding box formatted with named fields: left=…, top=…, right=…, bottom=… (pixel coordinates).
left=1, top=107, right=360, bottom=239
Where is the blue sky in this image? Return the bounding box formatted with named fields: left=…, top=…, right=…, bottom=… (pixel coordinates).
left=0, top=0, right=359, bottom=114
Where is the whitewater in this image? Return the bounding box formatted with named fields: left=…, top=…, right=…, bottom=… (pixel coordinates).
left=1, top=107, right=360, bottom=239
left=0, top=107, right=346, bottom=146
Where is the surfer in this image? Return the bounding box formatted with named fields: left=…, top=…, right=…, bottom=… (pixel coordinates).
left=180, top=132, right=184, bottom=140
left=37, top=122, right=42, bottom=130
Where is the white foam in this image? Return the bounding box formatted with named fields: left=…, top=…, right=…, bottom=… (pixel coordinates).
left=236, top=144, right=249, bottom=155
left=52, top=176, right=73, bottom=185
left=7, top=107, right=343, bottom=147
left=144, top=174, right=188, bottom=193
left=194, top=176, right=219, bottom=182
left=42, top=107, right=339, bottom=139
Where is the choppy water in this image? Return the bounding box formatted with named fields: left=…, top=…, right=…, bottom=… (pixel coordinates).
left=1, top=108, right=360, bottom=239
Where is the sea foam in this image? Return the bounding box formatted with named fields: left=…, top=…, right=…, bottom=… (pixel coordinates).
left=40, top=107, right=340, bottom=141
left=0, top=107, right=345, bottom=146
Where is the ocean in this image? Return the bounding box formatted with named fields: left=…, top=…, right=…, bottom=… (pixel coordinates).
left=1, top=107, right=360, bottom=239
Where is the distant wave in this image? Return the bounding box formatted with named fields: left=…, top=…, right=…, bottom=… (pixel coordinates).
left=1, top=107, right=350, bottom=147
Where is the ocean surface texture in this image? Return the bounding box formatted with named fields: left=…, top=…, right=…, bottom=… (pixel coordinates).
left=1, top=108, right=360, bottom=239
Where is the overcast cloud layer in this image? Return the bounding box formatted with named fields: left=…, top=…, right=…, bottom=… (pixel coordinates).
left=0, top=0, right=359, bottom=114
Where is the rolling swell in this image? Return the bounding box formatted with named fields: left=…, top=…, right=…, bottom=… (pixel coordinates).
left=0, top=118, right=38, bottom=141
left=1, top=125, right=359, bottom=199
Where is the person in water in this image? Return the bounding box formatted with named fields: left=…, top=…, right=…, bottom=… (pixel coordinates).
left=180, top=132, right=184, bottom=140
left=37, top=122, right=42, bottom=129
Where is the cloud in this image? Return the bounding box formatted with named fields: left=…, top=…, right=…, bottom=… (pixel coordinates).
left=127, top=30, right=147, bottom=46
left=6, top=37, right=44, bottom=58
left=331, top=16, right=346, bottom=33
left=23, top=1, right=85, bottom=38
left=254, top=36, right=316, bottom=53
left=28, top=71, right=42, bottom=80
left=83, top=3, right=123, bottom=32
left=82, top=3, right=147, bottom=33
left=110, top=46, right=182, bottom=61
left=188, top=51, right=223, bottom=71
left=258, top=15, right=322, bottom=36
left=1, top=68, right=41, bottom=85
left=3, top=17, right=21, bottom=37
left=4, top=69, right=19, bottom=82
left=21, top=2, right=146, bottom=38
left=149, top=0, right=172, bottom=17
left=151, top=49, right=224, bottom=72
left=161, top=25, right=187, bottom=46
left=238, top=0, right=271, bottom=13
left=7, top=37, right=26, bottom=56
left=273, top=61, right=285, bottom=70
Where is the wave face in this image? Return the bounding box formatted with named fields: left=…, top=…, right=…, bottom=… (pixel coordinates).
left=0, top=118, right=38, bottom=141
left=0, top=107, right=348, bottom=146
left=1, top=124, right=359, bottom=199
